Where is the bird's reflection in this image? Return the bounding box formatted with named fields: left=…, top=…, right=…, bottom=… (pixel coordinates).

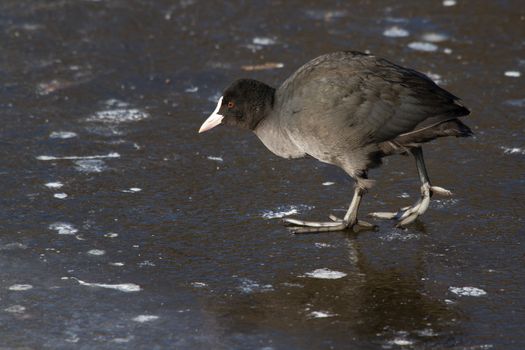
left=204, top=234, right=461, bottom=347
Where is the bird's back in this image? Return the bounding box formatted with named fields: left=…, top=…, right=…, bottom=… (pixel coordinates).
left=276, top=51, right=470, bottom=149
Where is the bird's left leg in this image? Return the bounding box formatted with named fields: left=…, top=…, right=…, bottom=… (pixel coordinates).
left=369, top=147, right=452, bottom=226
left=283, top=186, right=375, bottom=234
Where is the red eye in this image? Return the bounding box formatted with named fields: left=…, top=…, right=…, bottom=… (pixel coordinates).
left=227, top=101, right=235, bottom=109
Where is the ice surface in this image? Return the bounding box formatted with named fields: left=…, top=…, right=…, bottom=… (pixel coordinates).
left=87, top=249, right=106, bottom=256
left=49, top=131, right=78, bottom=139
left=308, top=311, right=337, bottom=318
left=252, top=37, right=276, bottom=45
left=504, top=71, right=521, bottom=78
left=74, top=159, right=107, bottom=173
left=408, top=42, right=438, bottom=52
left=449, top=286, right=487, bottom=297
left=383, top=26, right=409, bottom=38
left=49, top=222, right=78, bottom=235
left=37, top=152, right=120, bottom=161
left=68, top=277, right=142, bottom=292
left=8, top=284, right=33, bottom=291
left=261, top=204, right=314, bottom=219
left=207, top=156, right=224, bottom=162
left=501, top=147, right=525, bottom=155
left=45, top=181, right=63, bottom=189
left=87, top=109, right=149, bottom=123
left=304, top=268, right=347, bottom=279
left=132, top=315, right=159, bottom=323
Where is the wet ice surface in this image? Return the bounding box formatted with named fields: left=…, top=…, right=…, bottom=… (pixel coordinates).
left=1, top=0, right=524, bottom=349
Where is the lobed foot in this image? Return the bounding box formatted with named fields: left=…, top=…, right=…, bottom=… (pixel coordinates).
left=282, top=215, right=375, bottom=234
left=368, top=184, right=452, bottom=227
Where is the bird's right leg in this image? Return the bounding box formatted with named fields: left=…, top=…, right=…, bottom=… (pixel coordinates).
left=369, top=147, right=452, bottom=226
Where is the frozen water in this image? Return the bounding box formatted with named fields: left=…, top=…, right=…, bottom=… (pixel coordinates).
left=37, top=152, right=120, bottom=161
left=308, top=311, right=337, bottom=318
left=422, top=32, right=448, bottom=42
left=449, top=286, right=487, bottom=297
left=133, top=315, right=159, bottom=323
left=504, top=71, right=521, bottom=78
left=49, top=131, right=78, bottom=139
left=252, top=37, right=276, bottom=45
left=207, top=156, right=224, bottom=162
left=49, top=222, right=78, bottom=235
left=383, top=26, right=409, bottom=38
left=68, top=277, right=142, bottom=292
left=87, top=109, right=149, bottom=123
left=87, top=249, right=106, bottom=256
left=45, top=181, right=64, bottom=189
left=8, top=284, right=33, bottom=291
left=261, top=204, right=314, bottom=219
left=408, top=42, right=439, bottom=52
left=74, top=159, right=107, bottom=173
left=501, top=147, right=525, bottom=155
left=304, top=268, right=347, bottom=279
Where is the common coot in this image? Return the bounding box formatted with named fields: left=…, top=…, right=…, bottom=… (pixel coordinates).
left=199, top=51, right=471, bottom=233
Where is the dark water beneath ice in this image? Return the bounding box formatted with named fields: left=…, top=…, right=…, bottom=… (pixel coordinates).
left=1, top=0, right=524, bottom=348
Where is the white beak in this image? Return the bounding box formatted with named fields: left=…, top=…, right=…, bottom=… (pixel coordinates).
left=199, top=96, right=224, bottom=133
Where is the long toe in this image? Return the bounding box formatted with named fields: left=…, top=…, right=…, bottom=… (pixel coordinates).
left=282, top=217, right=345, bottom=228
left=430, top=185, right=453, bottom=196
left=368, top=211, right=399, bottom=220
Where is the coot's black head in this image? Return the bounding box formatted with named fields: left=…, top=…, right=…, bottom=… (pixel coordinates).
left=199, top=79, right=275, bottom=133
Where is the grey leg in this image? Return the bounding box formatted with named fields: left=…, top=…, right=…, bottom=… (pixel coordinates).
left=283, top=186, right=375, bottom=234
left=369, top=147, right=452, bottom=226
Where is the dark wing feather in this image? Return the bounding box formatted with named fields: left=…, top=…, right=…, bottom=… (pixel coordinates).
left=278, top=51, right=470, bottom=144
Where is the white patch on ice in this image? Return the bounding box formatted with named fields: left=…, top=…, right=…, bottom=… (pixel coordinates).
left=383, top=26, right=409, bottom=38
left=0, top=243, right=27, bottom=250
left=8, top=284, right=33, bottom=291
left=322, top=182, right=335, bottom=186
left=408, top=42, right=438, bottom=52
left=443, top=48, right=453, bottom=54
left=191, top=282, right=207, bottom=288
left=505, top=98, right=525, bottom=107
left=389, top=338, right=414, bottom=346
left=304, top=268, right=347, bottom=279
left=252, top=37, right=276, bottom=45
left=68, top=277, right=141, bottom=292
left=238, top=278, right=274, bottom=293
left=105, top=99, right=130, bottom=108
left=380, top=231, right=419, bottom=241
left=449, top=286, right=487, bottom=297
left=308, top=311, right=337, bottom=318
left=87, top=109, right=149, bottom=123
left=138, top=260, right=155, bottom=267
left=110, top=262, right=125, bottom=266
left=501, top=146, right=525, bottom=155
left=443, top=0, right=457, bottom=6
left=422, top=32, right=448, bottom=42
left=416, top=328, right=437, bottom=337
left=185, top=86, right=199, bottom=93
left=398, top=192, right=411, bottom=198
left=112, top=337, right=134, bottom=343
left=207, top=156, right=223, bottom=162
left=104, top=232, right=119, bottom=238
left=4, top=305, right=26, bottom=313
left=87, top=249, right=106, bottom=256
left=49, top=131, right=78, bottom=139
left=54, top=193, right=68, bottom=199
left=261, top=204, right=314, bottom=219
left=45, top=181, right=63, bottom=189
left=49, top=222, right=78, bottom=235
left=37, top=152, right=120, bottom=161
left=74, top=159, right=107, bottom=173
left=122, top=187, right=142, bottom=193
left=504, top=71, right=521, bottom=78
left=314, top=242, right=332, bottom=248
left=132, top=315, right=159, bottom=323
